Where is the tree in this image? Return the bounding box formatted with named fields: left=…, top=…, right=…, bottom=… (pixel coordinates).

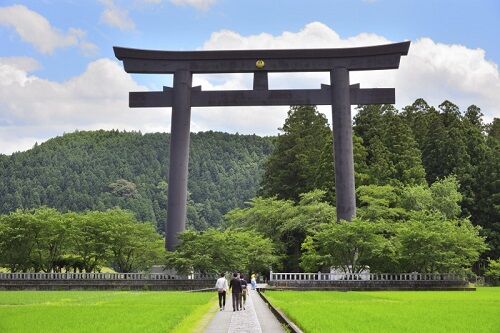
left=396, top=216, right=487, bottom=273
left=429, top=176, right=462, bottom=219
left=356, top=185, right=405, bottom=221
left=473, top=121, right=500, bottom=259
left=399, top=185, right=433, bottom=212
left=226, top=190, right=336, bottom=271
left=0, top=207, right=167, bottom=273
left=31, top=208, right=69, bottom=272
left=464, top=105, right=484, bottom=129
left=485, top=258, right=500, bottom=285
left=0, top=207, right=69, bottom=272
left=109, top=179, right=138, bottom=198
left=300, top=215, right=486, bottom=274
left=0, top=210, right=41, bottom=272
left=400, top=98, right=436, bottom=151
left=358, top=177, right=462, bottom=221
left=259, top=105, right=335, bottom=203
left=354, top=104, right=426, bottom=185
left=300, top=219, right=397, bottom=273
left=421, top=101, right=470, bottom=183
left=67, top=210, right=115, bottom=272
left=106, top=210, right=165, bottom=272
left=164, top=229, right=278, bottom=275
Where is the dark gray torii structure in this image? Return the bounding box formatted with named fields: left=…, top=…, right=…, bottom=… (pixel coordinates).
left=114, top=41, right=410, bottom=250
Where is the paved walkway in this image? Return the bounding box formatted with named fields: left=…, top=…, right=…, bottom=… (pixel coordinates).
left=204, top=288, right=285, bottom=333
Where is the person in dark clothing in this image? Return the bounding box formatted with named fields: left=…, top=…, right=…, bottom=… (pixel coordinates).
left=240, top=274, right=248, bottom=310
left=229, top=272, right=242, bottom=311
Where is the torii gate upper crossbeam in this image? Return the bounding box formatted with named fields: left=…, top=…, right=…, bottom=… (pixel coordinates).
left=114, top=42, right=409, bottom=73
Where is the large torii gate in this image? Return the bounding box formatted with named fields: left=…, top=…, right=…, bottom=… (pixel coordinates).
left=114, top=41, right=410, bottom=250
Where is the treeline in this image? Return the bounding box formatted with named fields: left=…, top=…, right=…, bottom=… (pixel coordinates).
left=0, top=131, right=274, bottom=230
left=355, top=101, right=499, bottom=259
left=226, top=177, right=488, bottom=273
left=164, top=171, right=489, bottom=276
left=259, top=102, right=499, bottom=260
left=166, top=181, right=487, bottom=275
left=0, top=208, right=164, bottom=273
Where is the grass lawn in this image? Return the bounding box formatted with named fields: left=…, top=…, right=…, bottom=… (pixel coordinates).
left=265, top=287, right=500, bottom=333
left=0, top=291, right=216, bottom=333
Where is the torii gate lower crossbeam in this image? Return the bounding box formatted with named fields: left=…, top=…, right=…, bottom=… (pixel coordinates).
left=114, top=42, right=410, bottom=250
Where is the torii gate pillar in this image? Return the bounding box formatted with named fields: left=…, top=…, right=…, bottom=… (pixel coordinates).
left=167, top=70, right=192, bottom=250
left=331, top=67, right=356, bottom=221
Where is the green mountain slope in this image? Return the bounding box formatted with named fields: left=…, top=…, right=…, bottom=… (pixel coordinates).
left=0, top=130, right=275, bottom=230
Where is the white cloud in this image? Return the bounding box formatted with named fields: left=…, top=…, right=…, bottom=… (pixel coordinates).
left=0, top=5, right=98, bottom=55
left=0, top=58, right=169, bottom=155
left=0, top=56, right=40, bottom=72
left=100, top=0, right=136, bottom=31
left=1, top=22, right=499, bottom=155
left=170, top=0, right=216, bottom=10
left=199, top=22, right=500, bottom=124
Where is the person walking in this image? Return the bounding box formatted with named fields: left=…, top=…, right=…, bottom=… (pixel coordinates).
left=240, top=274, right=248, bottom=310
left=215, top=272, right=228, bottom=311
left=229, top=272, right=242, bottom=311
left=251, top=273, right=257, bottom=290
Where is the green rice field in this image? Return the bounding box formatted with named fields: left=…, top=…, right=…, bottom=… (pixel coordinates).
left=0, top=291, right=215, bottom=333
left=265, top=288, right=500, bottom=333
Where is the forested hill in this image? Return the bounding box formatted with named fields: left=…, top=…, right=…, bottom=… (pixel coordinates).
left=0, top=130, right=275, bottom=230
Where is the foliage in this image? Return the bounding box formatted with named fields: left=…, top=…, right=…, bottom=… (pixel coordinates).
left=471, top=122, right=500, bottom=259
left=354, top=104, right=426, bottom=186
left=301, top=215, right=486, bottom=274
left=427, top=176, right=463, bottom=219
left=300, top=219, right=397, bottom=273
left=164, top=228, right=278, bottom=275
left=259, top=105, right=336, bottom=203
left=0, top=208, right=165, bottom=272
left=355, top=101, right=498, bottom=260
left=356, top=185, right=406, bottom=221
left=0, top=207, right=75, bottom=272
left=99, top=210, right=164, bottom=273
left=485, top=258, right=500, bottom=285
left=265, top=289, right=500, bottom=333
left=357, top=176, right=462, bottom=221
left=225, top=190, right=336, bottom=271
left=396, top=216, right=487, bottom=273
left=0, top=291, right=215, bottom=333
left=109, top=179, right=138, bottom=198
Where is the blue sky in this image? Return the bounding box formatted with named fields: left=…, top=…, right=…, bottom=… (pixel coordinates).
left=1, top=0, right=499, bottom=154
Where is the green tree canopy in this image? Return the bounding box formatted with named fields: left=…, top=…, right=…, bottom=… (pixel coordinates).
left=300, top=219, right=397, bottom=273
left=301, top=216, right=486, bottom=274
left=0, top=208, right=165, bottom=273
left=226, top=190, right=336, bottom=271
left=354, top=104, right=426, bottom=186
left=164, top=228, right=278, bottom=275
left=259, top=105, right=336, bottom=203
left=396, top=215, right=487, bottom=273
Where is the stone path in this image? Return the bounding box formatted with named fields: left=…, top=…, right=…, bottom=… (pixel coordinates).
left=204, top=288, right=285, bottom=333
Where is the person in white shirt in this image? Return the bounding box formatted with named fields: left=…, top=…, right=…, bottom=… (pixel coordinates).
left=215, top=272, right=228, bottom=311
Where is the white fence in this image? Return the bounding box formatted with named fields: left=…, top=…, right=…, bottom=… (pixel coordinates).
left=0, top=272, right=217, bottom=281
left=270, top=272, right=465, bottom=282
